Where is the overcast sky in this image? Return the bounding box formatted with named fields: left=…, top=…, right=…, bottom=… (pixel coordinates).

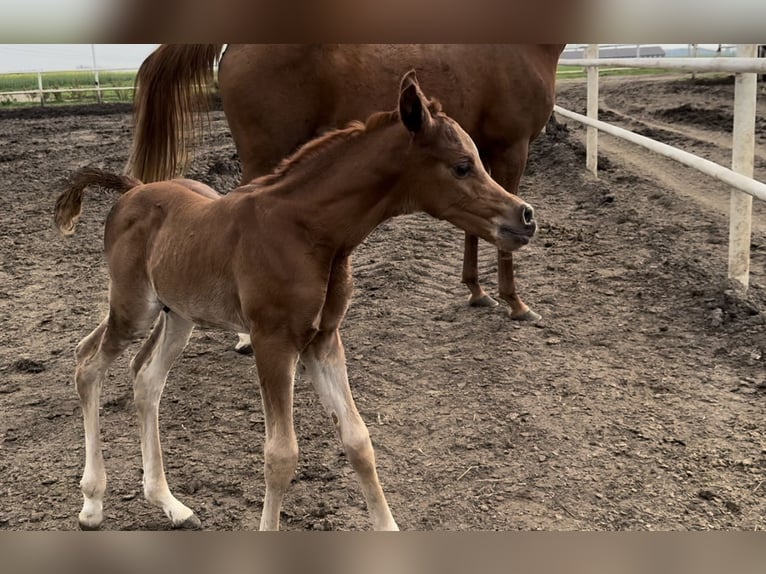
left=0, top=44, right=731, bottom=74
left=0, top=44, right=159, bottom=73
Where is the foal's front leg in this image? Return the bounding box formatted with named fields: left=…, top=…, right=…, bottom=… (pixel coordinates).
left=74, top=307, right=154, bottom=530
left=251, top=336, right=301, bottom=531
left=301, top=330, right=399, bottom=531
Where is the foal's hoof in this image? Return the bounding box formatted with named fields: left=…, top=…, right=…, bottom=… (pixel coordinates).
left=173, top=513, right=202, bottom=530
left=468, top=294, right=499, bottom=308
left=234, top=343, right=253, bottom=355
left=78, top=508, right=103, bottom=531
left=510, top=308, right=542, bottom=322
left=78, top=520, right=102, bottom=531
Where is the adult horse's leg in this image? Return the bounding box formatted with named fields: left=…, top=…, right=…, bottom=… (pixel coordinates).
left=497, top=249, right=540, bottom=320
left=130, top=310, right=198, bottom=528
left=301, top=329, right=399, bottom=531
left=462, top=233, right=498, bottom=307
left=488, top=142, right=541, bottom=321
left=74, top=305, right=158, bottom=530
left=251, top=335, right=300, bottom=531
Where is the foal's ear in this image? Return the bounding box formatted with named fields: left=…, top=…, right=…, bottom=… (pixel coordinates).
left=399, top=70, right=429, bottom=134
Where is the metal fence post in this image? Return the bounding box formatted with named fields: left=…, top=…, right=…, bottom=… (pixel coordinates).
left=728, top=44, right=758, bottom=289
left=690, top=43, right=697, bottom=80
left=91, top=44, right=102, bottom=104
left=585, top=44, right=599, bottom=176
left=37, top=71, right=44, bottom=106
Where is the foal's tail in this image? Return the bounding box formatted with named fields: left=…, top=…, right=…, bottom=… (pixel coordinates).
left=127, top=44, right=224, bottom=183
left=55, top=167, right=141, bottom=236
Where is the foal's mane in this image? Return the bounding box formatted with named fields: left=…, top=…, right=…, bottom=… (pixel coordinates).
left=249, top=99, right=443, bottom=189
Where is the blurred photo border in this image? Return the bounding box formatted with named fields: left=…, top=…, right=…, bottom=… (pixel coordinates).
left=1, top=0, right=764, bottom=571
left=1, top=532, right=765, bottom=574
left=0, top=0, right=765, bottom=43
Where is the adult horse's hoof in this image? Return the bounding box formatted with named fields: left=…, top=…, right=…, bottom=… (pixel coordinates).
left=510, top=308, right=542, bottom=322
left=173, top=513, right=202, bottom=530
left=468, top=294, right=499, bottom=307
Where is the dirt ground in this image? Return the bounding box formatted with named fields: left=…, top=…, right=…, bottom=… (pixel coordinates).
left=1, top=74, right=764, bottom=531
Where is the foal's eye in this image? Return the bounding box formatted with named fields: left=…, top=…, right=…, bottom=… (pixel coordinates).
left=452, top=161, right=472, bottom=179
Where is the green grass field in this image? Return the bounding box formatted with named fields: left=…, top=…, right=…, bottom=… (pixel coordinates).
left=0, top=70, right=136, bottom=106
left=556, top=65, right=680, bottom=79
left=0, top=66, right=699, bottom=108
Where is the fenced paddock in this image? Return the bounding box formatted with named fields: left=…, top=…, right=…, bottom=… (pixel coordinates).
left=2, top=50, right=765, bottom=532
left=555, top=44, right=766, bottom=290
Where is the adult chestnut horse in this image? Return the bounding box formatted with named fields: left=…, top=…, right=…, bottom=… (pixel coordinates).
left=129, top=44, right=563, bottom=352
left=57, top=72, right=537, bottom=531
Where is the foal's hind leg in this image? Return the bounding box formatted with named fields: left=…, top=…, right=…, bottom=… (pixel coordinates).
left=75, top=307, right=157, bottom=530
left=301, top=330, right=398, bottom=531
left=130, top=310, right=198, bottom=528
left=234, top=332, right=253, bottom=355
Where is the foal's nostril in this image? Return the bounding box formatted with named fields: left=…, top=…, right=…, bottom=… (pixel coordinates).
left=522, top=205, right=535, bottom=226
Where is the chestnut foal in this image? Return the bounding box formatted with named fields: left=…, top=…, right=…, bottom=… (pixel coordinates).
left=55, top=72, right=536, bottom=531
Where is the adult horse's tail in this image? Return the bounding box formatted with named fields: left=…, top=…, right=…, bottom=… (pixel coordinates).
left=55, top=168, right=141, bottom=235
left=127, top=44, right=224, bottom=183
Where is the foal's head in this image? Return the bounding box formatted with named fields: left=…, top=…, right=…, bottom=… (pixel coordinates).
left=395, top=71, right=536, bottom=252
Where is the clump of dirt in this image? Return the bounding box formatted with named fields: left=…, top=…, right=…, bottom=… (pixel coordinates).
left=689, top=75, right=736, bottom=87
left=655, top=103, right=733, bottom=132
left=8, top=359, right=46, bottom=373
left=207, top=155, right=240, bottom=177
left=543, top=114, right=570, bottom=142
left=188, top=153, right=242, bottom=192
left=701, top=279, right=765, bottom=327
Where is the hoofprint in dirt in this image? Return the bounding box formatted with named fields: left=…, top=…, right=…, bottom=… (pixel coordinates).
left=1, top=76, right=764, bottom=531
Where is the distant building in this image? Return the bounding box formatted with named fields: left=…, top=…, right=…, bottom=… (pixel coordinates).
left=561, top=45, right=666, bottom=60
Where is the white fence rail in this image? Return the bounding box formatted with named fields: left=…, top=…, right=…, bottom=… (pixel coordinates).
left=553, top=106, right=766, bottom=203
left=555, top=44, right=763, bottom=289
left=575, top=57, right=766, bottom=74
